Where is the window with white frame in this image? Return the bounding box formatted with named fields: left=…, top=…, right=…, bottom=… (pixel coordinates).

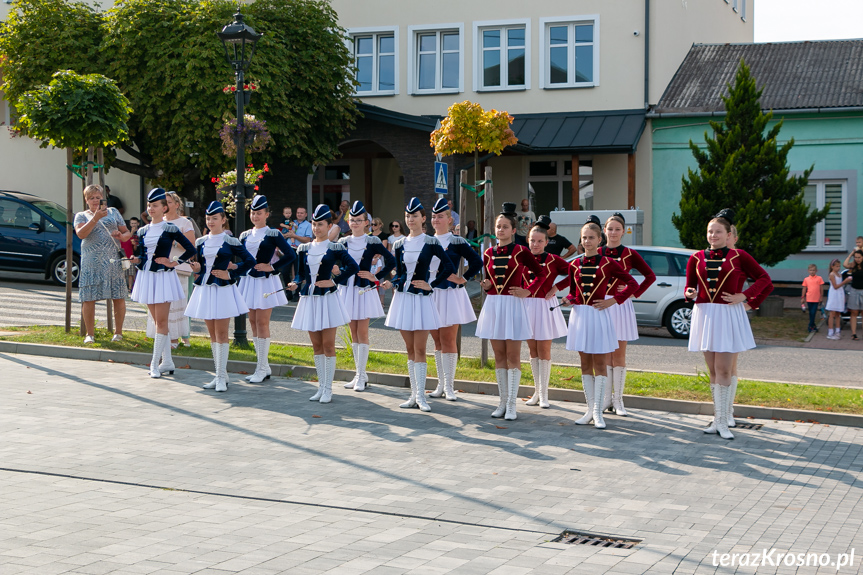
left=540, top=16, right=598, bottom=88
left=408, top=24, right=463, bottom=94
left=475, top=21, right=528, bottom=90
left=803, top=180, right=845, bottom=250
left=350, top=28, right=397, bottom=95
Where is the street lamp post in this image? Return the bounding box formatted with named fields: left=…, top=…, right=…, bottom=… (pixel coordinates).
left=218, top=9, right=262, bottom=348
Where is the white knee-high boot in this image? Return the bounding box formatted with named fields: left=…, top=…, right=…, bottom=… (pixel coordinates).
left=726, top=376, right=738, bottom=427
left=158, top=333, right=175, bottom=375
left=538, top=359, right=551, bottom=408
left=429, top=350, right=445, bottom=397
left=491, top=368, right=508, bottom=418
left=704, top=384, right=718, bottom=434
left=504, top=369, right=521, bottom=420
left=149, top=333, right=167, bottom=378
left=245, top=338, right=259, bottom=381
left=319, top=355, right=335, bottom=403
left=592, top=376, right=608, bottom=429
left=310, top=354, right=325, bottom=401
left=612, top=366, right=628, bottom=416
left=602, top=366, right=613, bottom=412
left=526, top=357, right=540, bottom=406
left=414, top=362, right=431, bottom=412
left=400, top=360, right=417, bottom=408
left=345, top=343, right=359, bottom=388
left=575, top=375, right=595, bottom=425
left=443, top=352, right=458, bottom=401
left=203, top=342, right=220, bottom=389
left=714, top=385, right=734, bottom=440
left=354, top=343, right=369, bottom=392
left=249, top=338, right=271, bottom=383
left=215, top=343, right=229, bottom=392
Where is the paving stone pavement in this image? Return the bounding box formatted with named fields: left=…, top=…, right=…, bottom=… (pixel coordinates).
left=1, top=352, right=861, bottom=574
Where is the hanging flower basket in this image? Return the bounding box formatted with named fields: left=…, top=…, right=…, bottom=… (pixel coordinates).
left=211, top=163, right=270, bottom=216
left=219, top=114, right=271, bottom=157
left=222, top=81, right=260, bottom=94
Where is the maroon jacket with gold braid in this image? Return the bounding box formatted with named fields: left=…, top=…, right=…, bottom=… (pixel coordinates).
left=600, top=245, right=656, bottom=298
left=562, top=254, right=639, bottom=306
left=520, top=252, right=571, bottom=298
left=684, top=247, right=773, bottom=309
left=482, top=243, right=544, bottom=295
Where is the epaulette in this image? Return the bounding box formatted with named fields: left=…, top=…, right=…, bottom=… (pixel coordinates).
left=224, top=235, right=241, bottom=247
left=423, top=234, right=440, bottom=247
left=296, top=242, right=310, bottom=253
left=265, top=228, right=281, bottom=237
left=164, top=223, right=179, bottom=234
left=366, top=235, right=382, bottom=245
left=329, top=241, right=346, bottom=251
left=392, top=237, right=406, bottom=251
left=137, top=226, right=147, bottom=237
left=449, top=235, right=468, bottom=246
left=195, top=236, right=206, bottom=247
left=239, top=229, right=252, bottom=241
left=337, top=236, right=349, bottom=246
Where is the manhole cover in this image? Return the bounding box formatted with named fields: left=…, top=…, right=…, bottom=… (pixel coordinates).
left=552, top=530, right=641, bottom=549
left=735, top=423, right=763, bottom=430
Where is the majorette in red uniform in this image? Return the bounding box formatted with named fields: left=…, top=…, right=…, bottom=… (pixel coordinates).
left=517, top=216, right=571, bottom=409
left=598, top=212, right=656, bottom=416
left=476, top=203, right=544, bottom=422
left=684, top=208, right=773, bottom=440
left=562, top=220, right=638, bottom=429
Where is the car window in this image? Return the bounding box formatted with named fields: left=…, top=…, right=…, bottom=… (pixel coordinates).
left=0, top=199, right=38, bottom=228
left=671, top=254, right=691, bottom=277
left=31, top=200, right=69, bottom=226
left=633, top=250, right=671, bottom=276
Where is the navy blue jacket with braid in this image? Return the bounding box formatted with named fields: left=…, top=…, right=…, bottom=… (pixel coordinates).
left=192, top=234, right=256, bottom=287
left=434, top=234, right=483, bottom=290
left=292, top=241, right=359, bottom=296
left=391, top=234, right=455, bottom=296
left=134, top=223, right=196, bottom=272
left=337, top=234, right=396, bottom=288
left=239, top=227, right=297, bottom=279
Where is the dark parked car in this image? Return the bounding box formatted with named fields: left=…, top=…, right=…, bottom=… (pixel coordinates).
left=0, top=190, right=81, bottom=286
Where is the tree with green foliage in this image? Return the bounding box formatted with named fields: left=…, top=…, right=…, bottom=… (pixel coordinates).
left=671, top=61, right=827, bottom=267
left=0, top=0, right=358, bottom=195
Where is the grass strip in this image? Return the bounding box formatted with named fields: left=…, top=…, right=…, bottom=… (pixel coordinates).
left=2, top=325, right=860, bottom=415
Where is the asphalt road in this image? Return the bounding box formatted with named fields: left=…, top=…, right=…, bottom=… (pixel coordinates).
left=2, top=271, right=861, bottom=387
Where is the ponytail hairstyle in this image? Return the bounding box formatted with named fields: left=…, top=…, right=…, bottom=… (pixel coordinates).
left=709, top=208, right=735, bottom=233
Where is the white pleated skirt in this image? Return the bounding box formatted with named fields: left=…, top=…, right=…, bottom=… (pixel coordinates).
left=432, top=287, right=476, bottom=327
left=524, top=297, right=568, bottom=340
left=385, top=291, right=441, bottom=331
left=238, top=274, right=287, bottom=310
left=339, top=276, right=385, bottom=320
left=131, top=270, right=185, bottom=305
left=146, top=273, right=190, bottom=339
left=565, top=304, right=619, bottom=354
left=185, top=283, right=250, bottom=320
left=604, top=295, right=639, bottom=341
left=688, top=302, right=755, bottom=353
left=291, top=291, right=350, bottom=331
left=475, top=294, right=532, bottom=340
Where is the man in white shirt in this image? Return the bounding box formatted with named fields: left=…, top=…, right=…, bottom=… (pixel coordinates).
left=516, top=198, right=535, bottom=237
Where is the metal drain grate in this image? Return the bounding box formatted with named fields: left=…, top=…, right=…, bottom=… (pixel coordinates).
left=552, top=530, right=641, bottom=549
left=735, top=423, right=763, bottom=430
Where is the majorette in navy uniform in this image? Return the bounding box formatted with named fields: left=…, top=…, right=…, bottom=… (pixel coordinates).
left=519, top=216, right=570, bottom=410
left=598, top=212, right=656, bottom=416
left=185, top=201, right=256, bottom=392
left=476, top=203, right=544, bottom=421
left=237, top=195, right=297, bottom=384
left=381, top=197, right=455, bottom=413
left=428, top=197, right=482, bottom=402
left=131, top=188, right=196, bottom=379
left=338, top=201, right=395, bottom=392
left=288, top=204, right=359, bottom=403
left=684, top=208, right=772, bottom=440
left=562, top=220, right=638, bottom=429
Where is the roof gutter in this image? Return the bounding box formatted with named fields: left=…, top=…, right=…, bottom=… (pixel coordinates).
left=647, top=106, right=863, bottom=119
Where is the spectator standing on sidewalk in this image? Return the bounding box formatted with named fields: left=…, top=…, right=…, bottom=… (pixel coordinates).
left=104, top=185, right=125, bottom=216
left=844, top=250, right=863, bottom=341
left=826, top=259, right=850, bottom=340
left=801, top=264, right=825, bottom=333
left=283, top=206, right=312, bottom=300
left=545, top=222, right=577, bottom=259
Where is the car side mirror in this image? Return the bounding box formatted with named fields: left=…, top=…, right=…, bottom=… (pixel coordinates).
left=28, top=222, right=43, bottom=233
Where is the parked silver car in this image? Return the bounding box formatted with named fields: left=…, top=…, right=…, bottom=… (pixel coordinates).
left=556, top=245, right=696, bottom=339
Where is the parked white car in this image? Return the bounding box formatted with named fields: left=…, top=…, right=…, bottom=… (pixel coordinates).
left=555, top=245, right=697, bottom=339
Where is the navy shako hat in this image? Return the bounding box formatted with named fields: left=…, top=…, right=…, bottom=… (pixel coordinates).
left=147, top=188, right=167, bottom=203
left=250, top=195, right=268, bottom=211
left=405, top=197, right=423, bottom=214
left=431, top=197, right=450, bottom=214
left=349, top=201, right=367, bottom=217
left=311, top=204, right=332, bottom=221
left=501, top=202, right=517, bottom=217
left=206, top=201, right=225, bottom=215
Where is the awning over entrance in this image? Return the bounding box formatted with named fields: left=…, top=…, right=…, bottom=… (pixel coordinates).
left=510, top=109, right=646, bottom=155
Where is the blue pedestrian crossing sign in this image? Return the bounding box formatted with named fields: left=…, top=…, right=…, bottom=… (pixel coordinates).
left=434, top=161, right=448, bottom=193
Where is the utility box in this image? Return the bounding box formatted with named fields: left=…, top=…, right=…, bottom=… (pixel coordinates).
left=549, top=209, right=644, bottom=246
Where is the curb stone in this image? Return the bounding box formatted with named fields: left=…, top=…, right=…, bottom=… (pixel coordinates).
left=1, top=340, right=860, bottom=428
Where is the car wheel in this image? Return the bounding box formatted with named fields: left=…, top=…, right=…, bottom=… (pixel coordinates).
left=50, top=254, right=80, bottom=287
left=664, top=301, right=692, bottom=339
